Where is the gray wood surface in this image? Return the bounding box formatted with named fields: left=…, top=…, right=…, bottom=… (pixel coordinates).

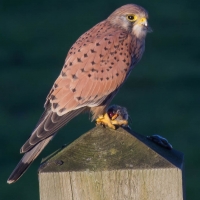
left=39, top=126, right=184, bottom=200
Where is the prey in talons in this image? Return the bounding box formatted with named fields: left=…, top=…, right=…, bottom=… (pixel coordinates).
left=96, top=105, right=129, bottom=129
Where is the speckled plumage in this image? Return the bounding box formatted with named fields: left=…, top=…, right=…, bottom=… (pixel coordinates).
left=8, top=4, right=151, bottom=183
left=48, top=21, right=144, bottom=116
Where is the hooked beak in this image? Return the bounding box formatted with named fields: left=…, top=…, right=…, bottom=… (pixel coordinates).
left=139, top=17, right=153, bottom=33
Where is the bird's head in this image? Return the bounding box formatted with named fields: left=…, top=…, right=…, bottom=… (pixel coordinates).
left=107, top=4, right=152, bottom=39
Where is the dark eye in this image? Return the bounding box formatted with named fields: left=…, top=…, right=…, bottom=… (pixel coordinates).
left=128, top=16, right=134, bottom=20
left=126, top=15, right=137, bottom=22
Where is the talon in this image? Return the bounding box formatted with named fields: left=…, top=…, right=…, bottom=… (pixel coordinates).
left=111, top=113, right=119, bottom=120
left=96, top=115, right=104, bottom=123
left=96, top=105, right=130, bottom=129
left=111, top=119, right=128, bottom=126
left=96, top=113, right=116, bottom=129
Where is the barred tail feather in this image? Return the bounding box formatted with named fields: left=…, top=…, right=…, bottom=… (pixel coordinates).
left=7, top=136, right=53, bottom=184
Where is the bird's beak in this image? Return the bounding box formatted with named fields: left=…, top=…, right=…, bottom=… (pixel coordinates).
left=139, top=17, right=153, bottom=33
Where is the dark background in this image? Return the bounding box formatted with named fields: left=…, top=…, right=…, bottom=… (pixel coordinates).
left=1, top=0, right=199, bottom=199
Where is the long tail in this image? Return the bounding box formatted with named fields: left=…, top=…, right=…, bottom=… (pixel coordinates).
left=7, top=107, right=86, bottom=184
left=7, top=135, right=53, bottom=184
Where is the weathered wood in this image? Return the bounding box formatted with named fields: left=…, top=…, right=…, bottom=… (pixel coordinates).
left=38, top=126, right=184, bottom=200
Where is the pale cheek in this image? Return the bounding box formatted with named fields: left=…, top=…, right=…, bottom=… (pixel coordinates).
left=132, top=25, right=147, bottom=38
left=119, top=17, right=130, bottom=31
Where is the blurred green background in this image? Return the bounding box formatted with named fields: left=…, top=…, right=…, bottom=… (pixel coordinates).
left=1, top=0, right=199, bottom=199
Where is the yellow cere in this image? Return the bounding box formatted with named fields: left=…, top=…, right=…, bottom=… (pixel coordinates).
left=140, top=17, right=147, bottom=23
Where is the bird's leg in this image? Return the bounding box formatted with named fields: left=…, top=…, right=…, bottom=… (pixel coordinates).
left=110, top=112, right=128, bottom=126
left=111, top=118, right=128, bottom=126
left=96, top=113, right=116, bottom=129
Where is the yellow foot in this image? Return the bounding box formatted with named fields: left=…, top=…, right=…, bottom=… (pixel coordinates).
left=110, top=113, right=128, bottom=126
left=96, top=112, right=128, bottom=129
left=96, top=113, right=116, bottom=129
left=111, top=119, right=128, bottom=126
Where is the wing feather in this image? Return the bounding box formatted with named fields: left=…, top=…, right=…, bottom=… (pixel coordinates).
left=21, top=107, right=85, bottom=153
left=22, top=22, right=134, bottom=154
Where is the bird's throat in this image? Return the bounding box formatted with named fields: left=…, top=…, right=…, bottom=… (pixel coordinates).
left=132, top=24, right=147, bottom=39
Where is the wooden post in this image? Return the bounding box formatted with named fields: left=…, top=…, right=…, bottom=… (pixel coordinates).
left=38, top=126, right=184, bottom=200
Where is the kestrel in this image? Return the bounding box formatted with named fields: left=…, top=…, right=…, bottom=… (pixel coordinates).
left=7, top=4, right=151, bottom=184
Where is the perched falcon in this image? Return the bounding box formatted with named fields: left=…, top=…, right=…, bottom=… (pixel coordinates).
left=7, top=4, right=151, bottom=183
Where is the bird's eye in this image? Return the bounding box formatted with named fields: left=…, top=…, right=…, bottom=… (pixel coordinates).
left=126, top=15, right=137, bottom=22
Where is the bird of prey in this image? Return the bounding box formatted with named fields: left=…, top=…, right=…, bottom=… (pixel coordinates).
left=7, top=4, right=151, bottom=184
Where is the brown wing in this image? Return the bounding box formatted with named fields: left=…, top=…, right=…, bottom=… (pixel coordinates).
left=21, top=106, right=85, bottom=153
left=21, top=21, right=133, bottom=153
left=48, top=21, right=133, bottom=115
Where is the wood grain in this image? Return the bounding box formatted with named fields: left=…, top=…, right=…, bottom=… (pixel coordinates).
left=39, top=126, right=184, bottom=200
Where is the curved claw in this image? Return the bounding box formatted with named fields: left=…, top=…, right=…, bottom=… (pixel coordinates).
left=96, top=112, right=128, bottom=129
left=96, top=113, right=116, bottom=129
